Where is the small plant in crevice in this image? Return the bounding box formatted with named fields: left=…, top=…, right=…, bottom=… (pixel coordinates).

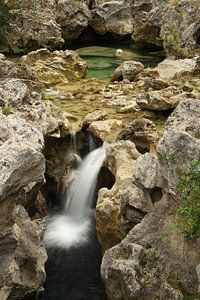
left=176, top=159, right=200, bottom=240
left=1, top=104, right=14, bottom=116
left=145, top=247, right=157, bottom=269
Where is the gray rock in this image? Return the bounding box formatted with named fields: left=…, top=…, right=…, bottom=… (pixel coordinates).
left=56, top=0, right=91, bottom=44
left=90, top=1, right=133, bottom=36
left=111, top=61, right=144, bottom=82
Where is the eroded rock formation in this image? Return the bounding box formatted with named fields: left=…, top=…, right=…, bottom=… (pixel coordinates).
left=99, top=98, right=200, bottom=299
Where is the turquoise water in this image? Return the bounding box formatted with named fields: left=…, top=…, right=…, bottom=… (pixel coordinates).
left=76, top=44, right=165, bottom=80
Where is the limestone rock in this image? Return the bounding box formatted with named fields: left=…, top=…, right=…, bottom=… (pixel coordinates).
left=117, top=118, right=159, bottom=153
left=100, top=98, right=200, bottom=299
left=89, top=119, right=123, bottom=141
left=111, top=61, right=144, bottom=82
left=0, top=55, right=36, bottom=80
left=0, top=201, right=47, bottom=300
left=0, top=111, right=47, bottom=299
left=0, top=78, right=70, bottom=136
left=7, top=0, right=63, bottom=52
left=136, top=86, right=184, bottom=111
left=96, top=141, right=140, bottom=251
left=90, top=1, right=134, bottom=36
left=56, top=0, right=91, bottom=44
left=20, top=48, right=87, bottom=86
left=82, top=110, right=107, bottom=128
left=155, top=57, right=199, bottom=80
left=157, top=98, right=200, bottom=195
left=131, top=0, right=200, bottom=57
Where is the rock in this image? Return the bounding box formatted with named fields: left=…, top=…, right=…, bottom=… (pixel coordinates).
left=117, top=118, right=159, bottom=153
left=111, top=61, right=144, bottom=82
left=82, top=110, right=107, bottom=128
left=56, top=0, right=91, bottom=44
left=157, top=98, right=200, bottom=195
left=0, top=114, right=44, bottom=200
left=131, top=0, right=200, bottom=57
left=20, top=48, right=87, bottom=86
left=0, top=201, right=47, bottom=300
left=0, top=111, right=47, bottom=299
left=7, top=0, right=63, bottom=52
left=0, top=55, right=36, bottom=80
left=89, top=119, right=123, bottom=141
left=0, top=78, right=70, bottom=136
left=100, top=98, right=200, bottom=298
left=138, top=77, right=170, bottom=91
left=155, top=57, right=199, bottom=80
left=136, top=86, right=183, bottom=111
left=90, top=1, right=133, bottom=36
left=96, top=141, right=140, bottom=251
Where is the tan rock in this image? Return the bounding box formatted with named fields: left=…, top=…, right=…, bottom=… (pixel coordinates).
left=117, top=118, right=160, bottom=153
left=89, top=119, right=123, bottom=141
left=96, top=141, right=140, bottom=251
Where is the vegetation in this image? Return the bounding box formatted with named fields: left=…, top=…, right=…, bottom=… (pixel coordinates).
left=145, top=247, right=157, bottom=269
left=177, top=159, right=200, bottom=240
left=1, top=104, right=14, bottom=116
left=163, top=30, right=189, bottom=58
left=0, top=0, right=18, bottom=52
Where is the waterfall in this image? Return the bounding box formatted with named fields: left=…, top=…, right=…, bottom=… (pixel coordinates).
left=44, top=143, right=106, bottom=249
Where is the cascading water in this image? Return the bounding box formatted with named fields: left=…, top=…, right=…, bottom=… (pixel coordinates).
left=44, top=144, right=106, bottom=249
left=43, top=139, right=107, bottom=300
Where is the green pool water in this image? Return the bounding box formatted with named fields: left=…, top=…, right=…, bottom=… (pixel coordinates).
left=76, top=44, right=165, bottom=80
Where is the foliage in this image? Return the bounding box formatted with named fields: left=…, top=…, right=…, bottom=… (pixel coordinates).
left=163, top=30, right=189, bottom=58
left=0, top=0, right=18, bottom=51
left=177, top=159, right=200, bottom=240
left=145, top=247, right=157, bottom=269
left=1, top=104, right=14, bottom=116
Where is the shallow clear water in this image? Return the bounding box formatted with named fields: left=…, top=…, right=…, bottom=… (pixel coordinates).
left=76, top=43, right=165, bottom=79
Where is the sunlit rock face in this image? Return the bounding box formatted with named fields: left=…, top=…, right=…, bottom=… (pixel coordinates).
left=100, top=99, right=200, bottom=299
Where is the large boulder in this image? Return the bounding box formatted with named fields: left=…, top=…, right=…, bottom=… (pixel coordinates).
left=5, top=0, right=63, bottom=52
left=136, top=86, right=192, bottom=111
left=111, top=61, right=144, bottom=82
left=117, top=118, right=159, bottom=153
left=20, top=48, right=87, bottom=86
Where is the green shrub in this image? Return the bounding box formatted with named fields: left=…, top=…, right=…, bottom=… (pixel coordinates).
left=1, top=104, right=14, bottom=116
left=177, top=159, right=200, bottom=240
left=0, top=1, right=18, bottom=51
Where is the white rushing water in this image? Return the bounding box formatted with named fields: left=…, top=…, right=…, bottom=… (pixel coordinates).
left=44, top=144, right=106, bottom=249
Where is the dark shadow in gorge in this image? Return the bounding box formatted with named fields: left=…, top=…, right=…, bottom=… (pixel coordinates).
left=43, top=216, right=107, bottom=300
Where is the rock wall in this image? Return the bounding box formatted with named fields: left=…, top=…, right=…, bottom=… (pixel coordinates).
left=0, top=53, right=72, bottom=299
left=1, top=0, right=199, bottom=57
left=99, top=98, right=200, bottom=299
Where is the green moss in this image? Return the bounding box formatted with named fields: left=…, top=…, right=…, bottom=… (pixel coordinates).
left=177, top=159, right=200, bottom=240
